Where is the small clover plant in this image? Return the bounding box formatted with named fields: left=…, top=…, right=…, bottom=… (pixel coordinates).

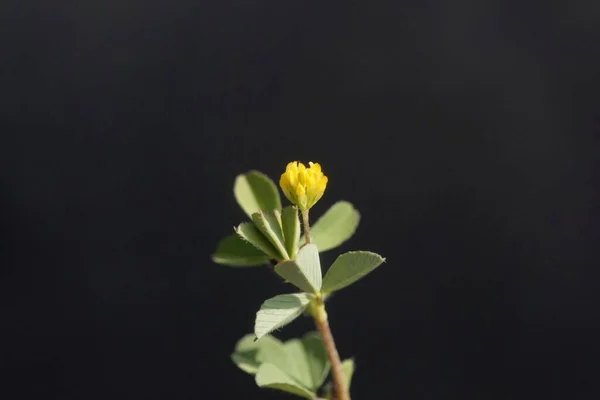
left=212, top=161, right=385, bottom=400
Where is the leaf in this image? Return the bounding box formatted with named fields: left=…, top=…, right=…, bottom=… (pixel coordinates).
left=254, top=293, right=313, bottom=339
left=321, top=251, right=385, bottom=293
left=341, top=358, right=355, bottom=390
left=281, top=206, right=300, bottom=258
left=231, top=334, right=288, bottom=375
left=304, top=201, right=360, bottom=252
left=234, top=170, right=281, bottom=218
left=274, top=244, right=322, bottom=294
left=301, top=332, right=330, bottom=390
left=212, top=234, right=270, bottom=267
left=281, top=339, right=313, bottom=389
left=255, top=335, right=289, bottom=375
left=235, top=222, right=280, bottom=260
left=231, top=334, right=262, bottom=374
left=233, top=331, right=330, bottom=395
left=251, top=211, right=289, bottom=260
left=280, top=332, right=328, bottom=391
left=295, top=244, right=323, bottom=292
left=274, top=260, right=315, bottom=294
left=255, top=363, right=315, bottom=399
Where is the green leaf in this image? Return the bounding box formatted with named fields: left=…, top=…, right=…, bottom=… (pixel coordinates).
left=301, top=332, right=330, bottom=390
left=281, top=339, right=313, bottom=390
left=235, top=222, right=280, bottom=260
left=251, top=333, right=327, bottom=389
left=274, top=244, right=322, bottom=294
left=274, top=260, right=315, bottom=294
left=251, top=211, right=289, bottom=260
left=304, top=201, right=360, bottom=252
left=255, top=335, right=289, bottom=375
left=341, top=358, right=355, bottom=390
left=231, top=334, right=262, bottom=374
left=281, top=206, right=301, bottom=258
left=233, top=331, right=330, bottom=395
left=212, top=234, right=270, bottom=267
left=254, top=293, right=313, bottom=339
left=280, top=332, right=328, bottom=391
left=234, top=170, right=282, bottom=218
left=321, top=251, right=385, bottom=293
left=255, top=363, right=315, bottom=399
left=231, top=334, right=290, bottom=375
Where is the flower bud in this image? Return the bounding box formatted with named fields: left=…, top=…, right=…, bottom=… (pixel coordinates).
left=279, top=161, right=328, bottom=211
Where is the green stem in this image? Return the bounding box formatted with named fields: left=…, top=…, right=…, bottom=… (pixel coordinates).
left=313, top=298, right=350, bottom=400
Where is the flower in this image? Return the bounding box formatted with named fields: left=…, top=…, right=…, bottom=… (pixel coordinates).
left=279, top=161, right=328, bottom=211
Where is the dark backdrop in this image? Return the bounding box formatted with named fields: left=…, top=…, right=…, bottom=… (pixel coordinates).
left=1, top=1, right=599, bottom=399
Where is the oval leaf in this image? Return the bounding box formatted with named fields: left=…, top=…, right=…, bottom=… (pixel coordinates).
left=300, top=332, right=330, bottom=390
left=231, top=334, right=262, bottom=374
left=255, top=336, right=290, bottom=375
left=252, top=211, right=289, bottom=260
left=255, top=293, right=313, bottom=339
left=304, top=201, right=360, bottom=252
left=234, top=170, right=281, bottom=217
left=235, top=222, right=281, bottom=260
left=231, top=334, right=291, bottom=376
left=281, top=339, right=313, bottom=389
left=274, top=244, right=322, bottom=294
left=274, top=260, right=316, bottom=294
left=212, top=234, right=270, bottom=267
left=278, top=332, right=328, bottom=391
left=232, top=332, right=330, bottom=393
left=295, top=244, right=322, bottom=292
left=255, top=363, right=315, bottom=399
left=321, top=251, right=385, bottom=293
left=282, top=206, right=300, bottom=258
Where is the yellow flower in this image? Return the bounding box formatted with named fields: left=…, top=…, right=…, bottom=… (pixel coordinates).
left=279, top=161, right=328, bottom=211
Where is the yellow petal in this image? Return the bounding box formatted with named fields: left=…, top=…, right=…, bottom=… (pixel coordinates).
left=308, top=162, right=321, bottom=173
left=280, top=161, right=327, bottom=210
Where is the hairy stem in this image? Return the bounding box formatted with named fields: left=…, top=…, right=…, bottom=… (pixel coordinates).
left=313, top=298, right=350, bottom=400
left=302, top=209, right=311, bottom=245
left=303, top=210, right=347, bottom=399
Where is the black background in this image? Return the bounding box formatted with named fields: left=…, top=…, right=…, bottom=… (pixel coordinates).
left=2, top=1, right=599, bottom=399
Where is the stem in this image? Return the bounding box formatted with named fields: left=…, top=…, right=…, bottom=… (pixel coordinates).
left=303, top=210, right=347, bottom=399
left=313, top=298, right=350, bottom=400
left=302, top=209, right=311, bottom=245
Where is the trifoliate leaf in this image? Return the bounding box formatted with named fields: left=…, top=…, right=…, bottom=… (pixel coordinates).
left=321, top=251, right=385, bottom=293
left=232, top=331, right=330, bottom=394
left=234, top=170, right=281, bottom=218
